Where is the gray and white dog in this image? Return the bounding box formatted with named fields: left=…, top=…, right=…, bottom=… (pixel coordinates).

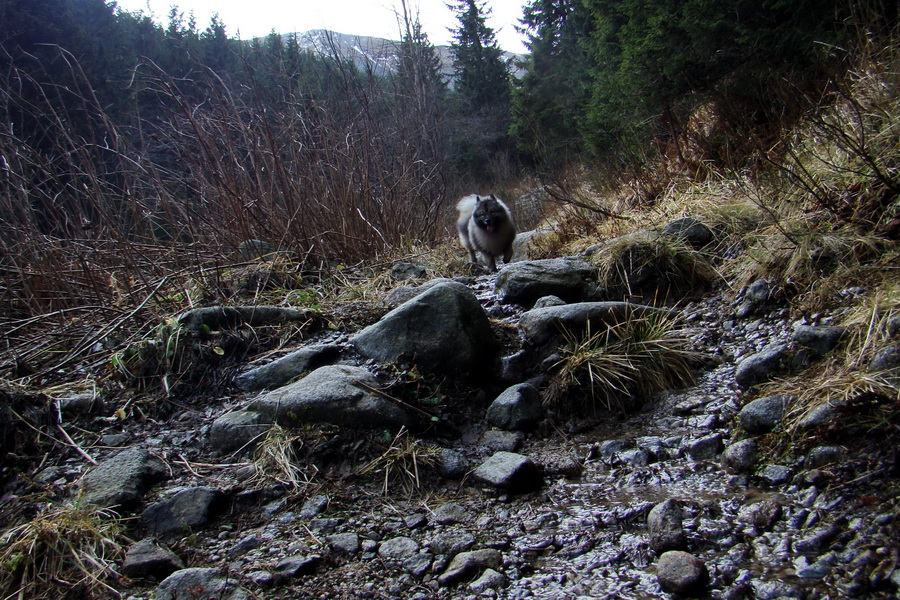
left=456, top=194, right=516, bottom=272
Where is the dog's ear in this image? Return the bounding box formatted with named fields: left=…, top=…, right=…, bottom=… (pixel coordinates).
left=489, top=194, right=497, bottom=201
left=474, top=195, right=482, bottom=205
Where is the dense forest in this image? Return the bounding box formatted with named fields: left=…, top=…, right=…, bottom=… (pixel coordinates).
left=0, top=0, right=896, bottom=318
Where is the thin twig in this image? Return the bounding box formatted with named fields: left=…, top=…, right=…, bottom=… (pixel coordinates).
left=351, top=380, right=438, bottom=422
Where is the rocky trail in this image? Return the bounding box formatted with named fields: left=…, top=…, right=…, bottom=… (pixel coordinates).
left=9, top=248, right=900, bottom=600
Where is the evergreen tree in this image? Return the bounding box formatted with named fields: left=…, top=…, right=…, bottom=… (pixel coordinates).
left=201, top=13, right=235, bottom=73
left=511, top=0, right=593, bottom=168
left=581, top=0, right=856, bottom=161
left=447, top=0, right=515, bottom=183
left=448, top=0, right=510, bottom=111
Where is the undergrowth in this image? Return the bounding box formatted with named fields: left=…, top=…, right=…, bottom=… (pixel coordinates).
left=0, top=501, right=129, bottom=600
left=358, top=427, right=441, bottom=497
left=544, top=312, right=705, bottom=414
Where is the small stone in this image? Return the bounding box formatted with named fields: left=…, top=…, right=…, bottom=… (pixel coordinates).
left=618, top=448, right=650, bottom=467
left=806, top=445, right=843, bottom=468
left=273, top=554, right=319, bottom=579
left=598, top=439, right=630, bottom=463
left=792, top=325, right=845, bottom=356
left=225, top=535, right=261, bottom=559
left=403, top=553, right=433, bottom=578
left=405, top=513, right=427, bottom=529
left=735, top=344, right=789, bottom=388
left=429, top=531, right=476, bottom=556
left=121, top=538, right=184, bottom=580
left=647, top=499, right=686, bottom=553
left=737, top=499, right=783, bottom=531
left=655, top=550, right=709, bottom=595
left=327, top=532, right=360, bottom=554
left=683, top=432, right=724, bottom=461
left=438, top=549, right=503, bottom=586
left=156, top=568, right=250, bottom=600
left=300, top=495, right=329, bottom=519
left=472, top=452, right=542, bottom=493
left=432, top=503, right=469, bottom=525
left=379, top=537, right=419, bottom=561
left=469, top=568, right=508, bottom=593
left=722, top=439, right=758, bottom=473
left=738, top=395, right=792, bottom=434
left=485, top=383, right=543, bottom=431
left=438, top=448, right=469, bottom=479
left=760, top=464, right=792, bottom=486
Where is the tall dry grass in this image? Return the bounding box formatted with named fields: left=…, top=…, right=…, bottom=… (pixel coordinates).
left=0, top=44, right=453, bottom=379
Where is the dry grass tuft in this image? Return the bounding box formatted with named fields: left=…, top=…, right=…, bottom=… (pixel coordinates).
left=727, top=214, right=885, bottom=298
left=249, top=425, right=317, bottom=491
left=545, top=312, right=706, bottom=414
left=358, top=427, right=441, bottom=497
left=589, top=232, right=721, bottom=301
left=0, top=501, right=129, bottom=600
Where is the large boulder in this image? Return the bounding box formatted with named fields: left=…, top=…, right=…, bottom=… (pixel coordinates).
left=519, top=302, right=665, bottom=347
left=248, top=365, right=410, bottom=429
left=352, top=282, right=499, bottom=375
left=494, top=257, right=598, bottom=307
left=77, top=447, right=168, bottom=510
left=178, top=306, right=311, bottom=332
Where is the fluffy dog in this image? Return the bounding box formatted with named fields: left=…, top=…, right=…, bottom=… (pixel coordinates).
left=456, top=194, right=516, bottom=272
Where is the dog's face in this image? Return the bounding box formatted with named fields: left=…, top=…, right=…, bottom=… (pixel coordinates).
left=472, top=195, right=507, bottom=233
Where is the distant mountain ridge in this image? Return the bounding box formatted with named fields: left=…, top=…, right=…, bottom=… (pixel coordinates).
left=285, top=29, right=524, bottom=80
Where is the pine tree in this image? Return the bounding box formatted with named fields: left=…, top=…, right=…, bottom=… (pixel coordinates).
left=511, top=0, right=593, bottom=167
left=448, top=0, right=510, bottom=111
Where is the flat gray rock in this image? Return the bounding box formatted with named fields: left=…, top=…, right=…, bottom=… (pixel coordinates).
left=121, top=538, right=184, bottom=580
left=77, top=447, right=168, bottom=510
left=142, top=486, right=227, bottom=536
left=378, top=536, right=419, bottom=560
left=248, top=365, right=410, bottom=429
left=235, top=344, right=342, bottom=390
left=494, top=257, right=598, bottom=307
left=472, top=451, right=542, bottom=493
left=438, top=549, right=503, bottom=586
left=519, top=301, right=665, bottom=347
left=156, top=568, right=250, bottom=600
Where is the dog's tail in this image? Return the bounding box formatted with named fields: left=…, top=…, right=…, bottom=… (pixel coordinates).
left=456, top=194, right=478, bottom=216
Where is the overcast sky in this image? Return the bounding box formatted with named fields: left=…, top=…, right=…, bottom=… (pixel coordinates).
left=113, top=0, right=530, bottom=53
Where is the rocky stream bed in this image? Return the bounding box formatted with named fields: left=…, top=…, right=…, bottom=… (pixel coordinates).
left=9, top=250, right=900, bottom=600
